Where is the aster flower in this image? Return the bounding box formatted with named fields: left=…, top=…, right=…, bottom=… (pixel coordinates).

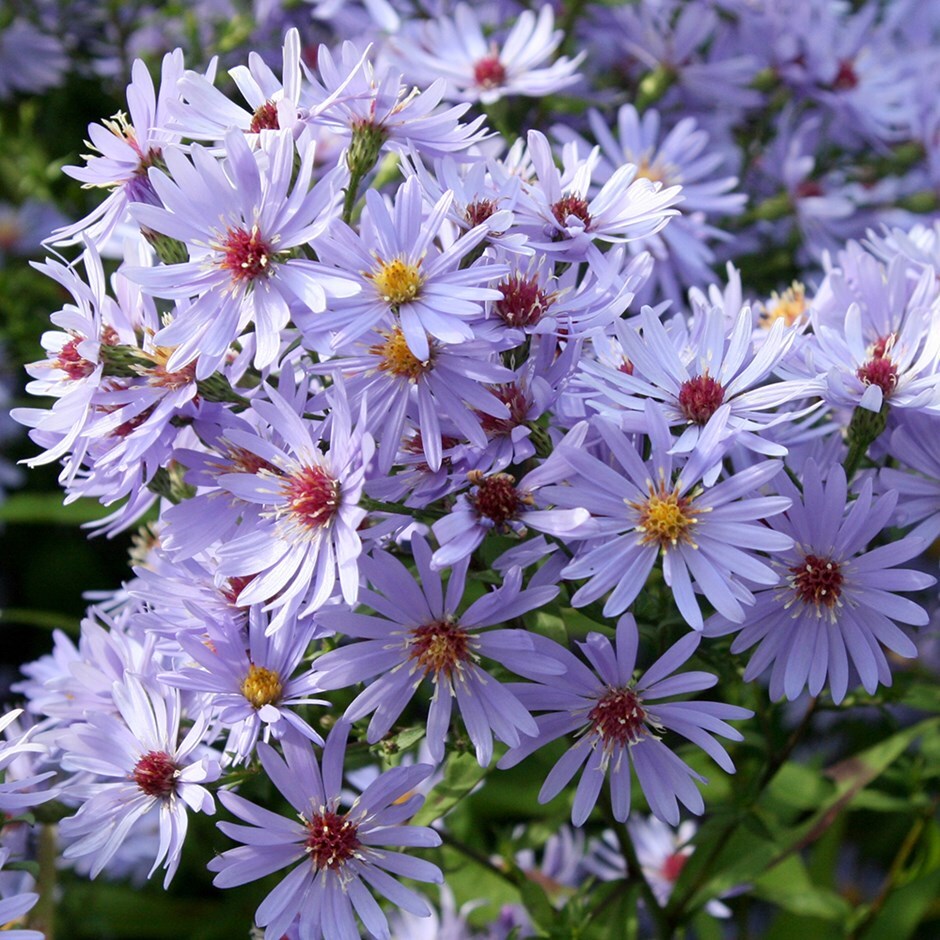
left=706, top=461, right=935, bottom=703
left=581, top=303, right=812, bottom=462
left=539, top=406, right=793, bottom=628
left=160, top=606, right=326, bottom=764
left=554, top=104, right=745, bottom=302
left=881, top=413, right=940, bottom=544
left=55, top=49, right=188, bottom=247
left=0, top=849, right=42, bottom=940
left=309, top=176, right=506, bottom=361
left=208, top=723, right=443, bottom=940
left=58, top=674, right=220, bottom=887
left=394, top=4, right=583, bottom=105
left=125, top=127, right=358, bottom=377
left=515, top=131, right=682, bottom=263
left=499, top=615, right=751, bottom=826
left=0, top=710, right=56, bottom=815
left=211, top=380, right=373, bottom=628
left=312, top=535, right=562, bottom=765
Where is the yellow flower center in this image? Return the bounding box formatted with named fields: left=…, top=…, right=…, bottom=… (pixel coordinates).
left=629, top=482, right=702, bottom=550
left=240, top=664, right=283, bottom=709
left=372, top=326, right=430, bottom=380
left=760, top=282, right=807, bottom=328
left=633, top=154, right=673, bottom=184
left=372, top=258, right=423, bottom=305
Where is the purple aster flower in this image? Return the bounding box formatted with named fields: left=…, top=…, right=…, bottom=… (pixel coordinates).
left=312, top=534, right=562, bottom=765
left=0, top=710, right=56, bottom=815
left=515, top=131, right=682, bottom=264
left=207, top=723, right=443, bottom=940
left=393, top=4, right=583, bottom=105
left=539, top=405, right=793, bottom=628
left=303, top=42, right=490, bottom=159
left=212, top=380, right=373, bottom=628
left=55, top=50, right=188, bottom=248
left=554, top=104, right=745, bottom=304
left=126, top=127, right=358, bottom=377
left=58, top=674, right=220, bottom=887
left=581, top=302, right=813, bottom=463
left=314, top=321, right=514, bottom=474
left=309, top=176, right=506, bottom=361
left=0, top=18, right=67, bottom=100
left=498, top=615, right=751, bottom=826
left=706, top=461, right=936, bottom=703
left=160, top=606, right=326, bottom=764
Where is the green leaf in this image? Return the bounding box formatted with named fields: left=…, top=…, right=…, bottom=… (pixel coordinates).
left=753, top=854, right=852, bottom=920
left=0, top=492, right=111, bottom=525
left=413, top=751, right=488, bottom=826
left=855, top=867, right=940, bottom=940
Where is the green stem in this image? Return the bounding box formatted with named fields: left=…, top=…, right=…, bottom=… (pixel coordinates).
left=28, top=824, right=57, bottom=939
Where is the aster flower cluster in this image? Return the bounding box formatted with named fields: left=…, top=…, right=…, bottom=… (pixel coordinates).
left=5, top=2, right=940, bottom=938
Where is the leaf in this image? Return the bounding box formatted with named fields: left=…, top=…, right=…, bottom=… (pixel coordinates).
left=413, top=751, right=488, bottom=826
left=753, top=854, right=852, bottom=920
left=855, top=868, right=940, bottom=940
left=0, top=492, right=111, bottom=525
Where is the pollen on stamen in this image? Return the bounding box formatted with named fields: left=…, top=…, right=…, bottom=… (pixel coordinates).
left=551, top=194, right=592, bottom=230
left=371, top=326, right=431, bottom=381
left=132, top=750, right=180, bottom=798
left=628, top=481, right=702, bottom=551
left=371, top=258, right=423, bottom=305
left=407, top=620, right=472, bottom=678
left=789, top=553, right=844, bottom=614
left=280, top=465, right=341, bottom=533
left=218, top=225, right=274, bottom=283
left=240, top=664, right=283, bottom=709
left=677, top=373, right=725, bottom=425
left=305, top=810, right=361, bottom=870
left=494, top=273, right=555, bottom=328
left=588, top=686, right=648, bottom=750
left=760, top=282, right=807, bottom=329
left=249, top=100, right=280, bottom=133
left=467, top=469, right=532, bottom=528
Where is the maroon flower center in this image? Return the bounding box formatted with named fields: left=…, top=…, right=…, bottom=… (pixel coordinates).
left=250, top=100, right=280, bottom=133
left=408, top=620, right=471, bottom=678
left=478, top=384, right=530, bottom=437
left=856, top=354, right=898, bottom=398
left=833, top=59, right=859, bottom=91
left=282, top=465, right=340, bottom=531
left=619, top=357, right=635, bottom=376
left=132, top=750, right=179, bottom=798
left=495, top=274, right=554, bottom=328
left=790, top=553, right=844, bottom=609
left=219, top=225, right=274, bottom=282
left=678, top=374, right=725, bottom=424
left=465, top=199, right=498, bottom=228
left=469, top=470, right=526, bottom=527
left=661, top=851, right=689, bottom=883
left=795, top=180, right=824, bottom=199
left=474, top=55, right=507, bottom=89
left=588, top=687, right=648, bottom=749
left=55, top=337, right=95, bottom=380
left=305, top=810, right=361, bottom=870
left=552, top=195, right=592, bottom=230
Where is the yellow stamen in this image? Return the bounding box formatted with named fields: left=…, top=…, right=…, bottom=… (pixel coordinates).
left=240, top=664, right=283, bottom=709
left=372, top=258, right=423, bottom=305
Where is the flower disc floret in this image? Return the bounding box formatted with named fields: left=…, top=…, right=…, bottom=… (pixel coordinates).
left=856, top=355, right=899, bottom=397
left=552, top=195, right=592, bottom=229
left=589, top=687, right=649, bottom=750
left=372, top=257, right=423, bottom=305
left=249, top=101, right=280, bottom=133
left=240, top=664, right=284, bottom=709
left=630, top=483, right=701, bottom=550
left=304, top=810, right=361, bottom=871
left=280, top=465, right=341, bottom=533
left=495, top=274, right=555, bottom=328
left=372, top=326, right=431, bottom=380
left=218, top=224, right=275, bottom=283
left=474, top=55, right=507, bottom=89
left=788, top=553, right=844, bottom=613
left=132, top=750, right=179, bottom=798
left=408, top=620, right=471, bottom=678
left=677, top=374, right=725, bottom=425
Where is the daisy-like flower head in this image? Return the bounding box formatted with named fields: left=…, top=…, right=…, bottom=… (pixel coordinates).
left=706, top=461, right=936, bottom=703
left=0, top=710, right=56, bottom=815
left=515, top=130, right=682, bottom=263
left=212, top=380, right=373, bottom=631
left=582, top=303, right=814, bottom=465
left=310, top=175, right=507, bottom=360
left=208, top=723, right=443, bottom=940
left=313, top=534, right=563, bottom=766
left=554, top=104, right=745, bottom=302
left=314, top=319, right=514, bottom=474
left=160, top=606, right=327, bottom=764
left=56, top=49, right=189, bottom=247
left=394, top=4, right=583, bottom=105
left=880, top=412, right=940, bottom=545
left=499, top=615, right=752, bottom=826
left=125, top=127, right=359, bottom=377
left=58, top=674, right=220, bottom=887
left=539, top=403, right=794, bottom=628
left=304, top=41, right=490, bottom=159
